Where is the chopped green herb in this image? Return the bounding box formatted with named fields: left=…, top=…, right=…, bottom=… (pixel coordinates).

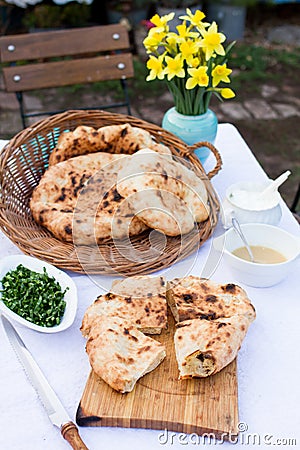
left=0, top=264, right=67, bottom=327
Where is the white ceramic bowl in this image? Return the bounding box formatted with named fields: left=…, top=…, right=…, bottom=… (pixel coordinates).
left=213, top=224, right=300, bottom=287
left=0, top=255, right=77, bottom=333
left=222, top=181, right=282, bottom=227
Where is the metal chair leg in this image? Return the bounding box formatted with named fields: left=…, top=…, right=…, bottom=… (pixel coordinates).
left=120, top=78, right=131, bottom=116
left=291, top=182, right=300, bottom=213
left=16, top=91, right=26, bottom=128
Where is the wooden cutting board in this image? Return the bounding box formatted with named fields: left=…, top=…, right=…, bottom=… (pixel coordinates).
left=76, top=313, right=239, bottom=438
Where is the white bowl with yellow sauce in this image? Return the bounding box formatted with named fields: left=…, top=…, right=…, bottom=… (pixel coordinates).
left=213, top=223, right=300, bottom=287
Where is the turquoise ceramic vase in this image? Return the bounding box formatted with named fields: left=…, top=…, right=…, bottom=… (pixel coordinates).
left=162, top=107, right=218, bottom=164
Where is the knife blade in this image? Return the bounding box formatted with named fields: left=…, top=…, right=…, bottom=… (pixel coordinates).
left=1, top=314, right=89, bottom=450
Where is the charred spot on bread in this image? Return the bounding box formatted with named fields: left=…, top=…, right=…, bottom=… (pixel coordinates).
left=121, top=127, right=128, bottom=137
left=176, top=321, right=191, bottom=329
left=73, top=175, right=87, bottom=196
left=200, top=283, right=209, bottom=292
left=57, top=188, right=66, bottom=201
left=112, top=189, right=122, bottom=202
left=138, top=345, right=151, bottom=353
left=199, top=312, right=216, bottom=320
left=223, top=283, right=236, bottom=293
left=65, top=225, right=72, bottom=235
left=196, top=353, right=205, bottom=362
left=205, top=295, right=217, bottom=303
left=157, top=315, right=166, bottom=324
left=183, top=294, right=194, bottom=303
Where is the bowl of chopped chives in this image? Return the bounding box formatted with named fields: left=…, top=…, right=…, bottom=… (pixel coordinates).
left=0, top=255, right=77, bottom=333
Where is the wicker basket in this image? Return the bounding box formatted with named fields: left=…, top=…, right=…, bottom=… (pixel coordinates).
left=0, top=110, right=222, bottom=275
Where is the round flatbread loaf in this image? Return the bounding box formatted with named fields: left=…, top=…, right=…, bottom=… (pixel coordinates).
left=30, top=152, right=147, bottom=244
left=116, top=149, right=210, bottom=236
left=81, top=275, right=167, bottom=337
left=32, top=152, right=123, bottom=206
left=174, top=315, right=251, bottom=379
left=86, top=315, right=166, bottom=393
left=48, top=123, right=172, bottom=166
left=167, top=276, right=256, bottom=323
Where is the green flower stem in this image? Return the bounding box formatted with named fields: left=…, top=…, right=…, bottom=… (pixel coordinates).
left=193, top=88, right=205, bottom=115
left=203, top=91, right=213, bottom=112
left=167, top=77, right=211, bottom=116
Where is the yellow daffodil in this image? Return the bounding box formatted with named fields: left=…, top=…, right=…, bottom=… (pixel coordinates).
left=166, top=34, right=178, bottom=53
left=150, top=12, right=175, bottom=28
left=189, top=57, right=200, bottom=68
left=186, top=66, right=209, bottom=89
left=179, top=8, right=209, bottom=32
left=179, top=39, right=201, bottom=65
left=221, top=88, right=235, bottom=99
left=146, top=55, right=165, bottom=81
left=164, top=54, right=185, bottom=81
left=211, top=64, right=232, bottom=87
left=143, top=28, right=166, bottom=52
left=168, top=22, right=199, bottom=44
left=199, top=21, right=226, bottom=60
left=143, top=8, right=236, bottom=115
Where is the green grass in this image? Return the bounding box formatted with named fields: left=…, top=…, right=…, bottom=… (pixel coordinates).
left=229, top=43, right=300, bottom=92
left=2, top=43, right=299, bottom=103
left=103, top=45, right=300, bottom=100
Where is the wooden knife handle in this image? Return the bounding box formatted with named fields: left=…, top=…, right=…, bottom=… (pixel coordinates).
left=61, top=421, right=89, bottom=450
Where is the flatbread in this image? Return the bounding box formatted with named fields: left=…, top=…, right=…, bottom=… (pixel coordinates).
left=31, top=151, right=124, bottom=206
left=86, top=315, right=166, bottom=393
left=48, top=123, right=172, bottom=166
left=81, top=274, right=255, bottom=389
left=116, top=149, right=209, bottom=236
left=174, top=315, right=251, bottom=379
left=81, top=276, right=167, bottom=337
left=30, top=152, right=147, bottom=243
left=167, top=276, right=256, bottom=323
left=111, top=274, right=166, bottom=297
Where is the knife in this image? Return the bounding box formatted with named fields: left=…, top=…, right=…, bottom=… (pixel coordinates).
left=1, top=315, right=89, bottom=450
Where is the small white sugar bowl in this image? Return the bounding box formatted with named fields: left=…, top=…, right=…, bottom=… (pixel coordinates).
left=221, top=180, right=282, bottom=228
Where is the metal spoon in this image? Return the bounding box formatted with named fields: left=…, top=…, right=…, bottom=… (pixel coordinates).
left=231, top=217, right=255, bottom=263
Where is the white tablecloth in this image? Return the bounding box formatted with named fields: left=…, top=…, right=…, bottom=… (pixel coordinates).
left=0, top=124, right=299, bottom=449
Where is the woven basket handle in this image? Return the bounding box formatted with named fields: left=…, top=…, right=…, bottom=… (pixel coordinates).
left=186, top=141, right=222, bottom=179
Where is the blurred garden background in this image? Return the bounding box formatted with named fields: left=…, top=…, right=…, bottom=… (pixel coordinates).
left=0, top=0, right=299, bottom=212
